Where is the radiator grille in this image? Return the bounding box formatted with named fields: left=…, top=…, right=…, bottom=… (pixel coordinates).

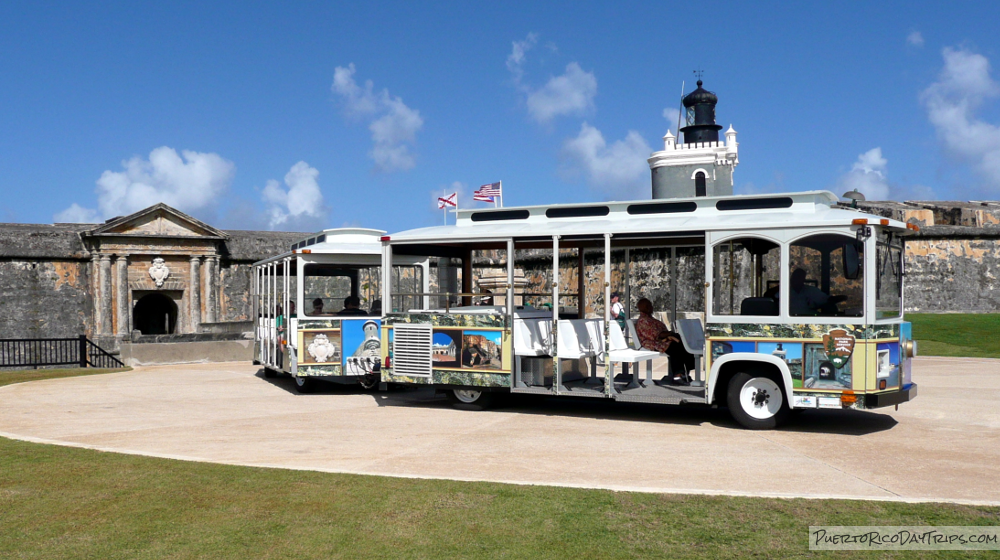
left=392, top=323, right=433, bottom=377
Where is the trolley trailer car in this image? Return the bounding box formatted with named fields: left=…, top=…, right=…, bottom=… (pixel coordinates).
left=252, top=228, right=428, bottom=392
left=377, top=191, right=918, bottom=429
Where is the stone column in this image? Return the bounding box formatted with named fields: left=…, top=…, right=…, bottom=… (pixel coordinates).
left=189, top=256, right=202, bottom=333
left=99, top=254, right=113, bottom=336
left=204, top=255, right=219, bottom=324
left=90, top=253, right=101, bottom=336
left=115, top=255, right=129, bottom=336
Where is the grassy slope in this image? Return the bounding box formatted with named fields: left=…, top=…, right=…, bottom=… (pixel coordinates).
left=908, top=313, right=1000, bottom=358
left=0, top=436, right=998, bottom=559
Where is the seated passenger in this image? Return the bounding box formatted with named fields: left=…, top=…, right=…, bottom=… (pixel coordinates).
left=789, top=268, right=829, bottom=316
left=635, top=298, right=695, bottom=384
left=311, top=298, right=326, bottom=315
left=368, top=299, right=382, bottom=316
left=337, top=295, right=368, bottom=316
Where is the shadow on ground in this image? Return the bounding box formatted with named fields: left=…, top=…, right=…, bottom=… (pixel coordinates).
left=253, top=368, right=898, bottom=436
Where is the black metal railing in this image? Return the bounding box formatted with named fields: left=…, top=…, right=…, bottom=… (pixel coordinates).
left=0, top=335, right=124, bottom=369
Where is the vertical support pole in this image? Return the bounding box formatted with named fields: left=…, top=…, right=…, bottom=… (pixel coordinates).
left=507, top=238, right=516, bottom=388
left=670, top=246, right=678, bottom=327
left=189, top=256, right=202, bottom=334
left=381, top=243, right=391, bottom=313
left=577, top=247, right=585, bottom=318
left=252, top=264, right=258, bottom=362
left=284, top=257, right=291, bottom=369
left=552, top=235, right=560, bottom=394
left=604, top=234, right=612, bottom=393
left=623, top=247, right=631, bottom=377
left=79, top=334, right=87, bottom=368
left=462, top=249, right=473, bottom=307
left=271, top=261, right=277, bottom=367
left=623, top=248, right=631, bottom=320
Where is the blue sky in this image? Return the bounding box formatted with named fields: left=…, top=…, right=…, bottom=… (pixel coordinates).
left=2, top=1, right=999, bottom=232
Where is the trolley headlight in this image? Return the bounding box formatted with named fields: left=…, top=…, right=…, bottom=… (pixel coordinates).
left=903, top=340, right=917, bottom=358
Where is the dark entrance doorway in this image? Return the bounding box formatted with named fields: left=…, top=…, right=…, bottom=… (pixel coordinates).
left=133, top=293, right=178, bottom=335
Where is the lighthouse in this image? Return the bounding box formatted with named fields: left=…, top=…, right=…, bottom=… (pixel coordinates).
left=648, top=79, right=739, bottom=199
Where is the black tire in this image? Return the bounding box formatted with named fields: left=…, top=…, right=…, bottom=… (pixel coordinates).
left=293, top=375, right=318, bottom=394
left=263, top=368, right=277, bottom=379
left=726, top=371, right=790, bottom=430
left=446, top=388, right=495, bottom=411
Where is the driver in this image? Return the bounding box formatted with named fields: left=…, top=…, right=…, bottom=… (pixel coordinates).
left=788, top=268, right=829, bottom=316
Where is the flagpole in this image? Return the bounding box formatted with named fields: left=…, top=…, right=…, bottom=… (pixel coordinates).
left=498, top=180, right=503, bottom=208
left=443, top=189, right=447, bottom=225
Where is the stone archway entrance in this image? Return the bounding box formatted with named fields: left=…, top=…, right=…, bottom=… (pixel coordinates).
left=133, top=293, right=179, bottom=335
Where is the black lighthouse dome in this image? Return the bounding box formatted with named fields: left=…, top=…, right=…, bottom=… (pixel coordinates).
left=680, top=80, right=723, bottom=144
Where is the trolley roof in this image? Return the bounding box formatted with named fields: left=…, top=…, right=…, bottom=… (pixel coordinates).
left=253, top=228, right=386, bottom=266
left=384, top=191, right=912, bottom=244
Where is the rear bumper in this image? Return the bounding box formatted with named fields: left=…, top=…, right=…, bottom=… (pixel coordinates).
left=865, top=383, right=918, bottom=408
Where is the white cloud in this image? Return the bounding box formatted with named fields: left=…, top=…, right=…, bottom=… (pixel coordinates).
left=332, top=64, right=423, bottom=173
left=525, top=62, right=597, bottom=124
left=54, top=203, right=100, bottom=224
left=506, top=35, right=597, bottom=124
left=262, top=161, right=326, bottom=229
left=662, top=107, right=682, bottom=137
left=506, top=33, right=538, bottom=83
left=837, top=147, right=891, bottom=201
left=562, top=122, right=652, bottom=198
left=907, top=31, right=925, bottom=47
left=921, top=47, right=1000, bottom=191
left=54, top=146, right=235, bottom=222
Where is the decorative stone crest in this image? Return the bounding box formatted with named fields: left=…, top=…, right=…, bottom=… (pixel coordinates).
left=148, top=257, right=170, bottom=287
left=307, top=333, right=339, bottom=363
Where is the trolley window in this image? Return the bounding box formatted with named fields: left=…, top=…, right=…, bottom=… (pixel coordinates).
left=713, top=237, right=781, bottom=316
left=876, top=230, right=903, bottom=319
left=788, top=234, right=864, bottom=318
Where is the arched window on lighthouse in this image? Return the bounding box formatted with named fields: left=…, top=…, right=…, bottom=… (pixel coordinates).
left=695, top=171, right=707, bottom=197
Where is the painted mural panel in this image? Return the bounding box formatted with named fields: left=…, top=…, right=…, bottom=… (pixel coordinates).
left=708, top=322, right=878, bottom=392
left=299, top=329, right=341, bottom=365
left=342, top=318, right=381, bottom=374
left=462, top=330, right=503, bottom=370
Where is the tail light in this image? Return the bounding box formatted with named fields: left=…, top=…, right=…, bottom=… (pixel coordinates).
left=384, top=356, right=391, bottom=368
left=840, top=391, right=857, bottom=405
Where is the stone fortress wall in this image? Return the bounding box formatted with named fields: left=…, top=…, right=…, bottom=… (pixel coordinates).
left=3, top=199, right=1000, bottom=349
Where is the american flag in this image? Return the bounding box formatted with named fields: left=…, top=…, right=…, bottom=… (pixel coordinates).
left=437, top=192, right=457, bottom=209
left=473, top=182, right=501, bottom=202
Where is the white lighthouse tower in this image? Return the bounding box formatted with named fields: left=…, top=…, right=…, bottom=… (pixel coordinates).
left=648, top=80, right=739, bottom=198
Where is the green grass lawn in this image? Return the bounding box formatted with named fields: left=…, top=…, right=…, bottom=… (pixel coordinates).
left=907, top=313, right=1000, bottom=358
left=0, top=366, right=131, bottom=388
left=0, top=435, right=996, bottom=559
left=2, top=326, right=999, bottom=559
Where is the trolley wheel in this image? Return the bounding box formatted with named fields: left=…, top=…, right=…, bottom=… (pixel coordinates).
left=293, top=375, right=318, bottom=394
left=726, top=372, right=789, bottom=430
left=263, top=368, right=277, bottom=379
left=446, top=388, right=495, bottom=411
left=358, top=372, right=379, bottom=391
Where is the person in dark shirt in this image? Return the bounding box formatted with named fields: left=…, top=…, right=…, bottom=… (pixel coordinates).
left=337, top=295, right=368, bottom=316
left=635, top=298, right=695, bottom=384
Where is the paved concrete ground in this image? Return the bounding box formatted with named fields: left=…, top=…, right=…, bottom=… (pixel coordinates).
left=1, top=357, right=998, bottom=505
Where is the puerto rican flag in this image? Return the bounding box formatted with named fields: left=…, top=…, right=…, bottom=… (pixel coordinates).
left=473, top=182, right=501, bottom=202
left=437, top=192, right=457, bottom=209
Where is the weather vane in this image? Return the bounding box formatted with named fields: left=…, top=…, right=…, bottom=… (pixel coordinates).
left=693, top=68, right=704, bottom=81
